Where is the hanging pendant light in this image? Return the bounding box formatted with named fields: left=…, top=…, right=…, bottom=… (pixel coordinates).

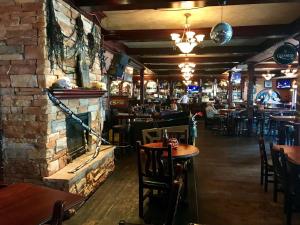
left=171, top=13, right=205, bottom=54
left=281, top=65, right=298, bottom=77
left=262, top=71, right=275, bottom=80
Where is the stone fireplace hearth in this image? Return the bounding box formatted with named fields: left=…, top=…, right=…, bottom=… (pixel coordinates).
left=66, top=112, right=91, bottom=161
left=0, top=0, right=115, bottom=196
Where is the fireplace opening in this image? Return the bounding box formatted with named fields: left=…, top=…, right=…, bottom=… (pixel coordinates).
left=66, top=112, right=91, bottom=160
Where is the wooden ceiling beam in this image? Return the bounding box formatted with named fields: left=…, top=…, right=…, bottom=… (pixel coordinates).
left=103, top=25, right=289, bottom=41
left=142, top=56, right=246, bottom=64
left=148, top=63, right=236, bottom=70
left=74, top=0, right=299, bottom=11
left=126, top=46, right=259, bottom=56
left=156, top=70, right=228, bottom=75
left=255, top=63, right=298, bottom=69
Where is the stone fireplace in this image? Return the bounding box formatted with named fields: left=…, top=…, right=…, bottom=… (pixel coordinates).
left=0, top=0, right=115, bottom=196
left=66, top=112, right=91, bottom=160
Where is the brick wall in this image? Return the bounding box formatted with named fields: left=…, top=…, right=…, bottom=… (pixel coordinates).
left=0, top=0, right=112, bottom=184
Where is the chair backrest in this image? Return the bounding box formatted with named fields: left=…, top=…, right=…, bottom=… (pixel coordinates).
left=142, top=128, right=162, bottom=144
left=167, top=129, right=188, bottom=144
left=136, top=141, right=174, bottom=186
left=164, top=179, right=182, bottom=225
left=258, top=136, right=268, bottom=165
left=142, top=125, right=189, bottom=144
left=49, top=200, right=65, bottom=225
left=270, top=143, right=288, bottom=185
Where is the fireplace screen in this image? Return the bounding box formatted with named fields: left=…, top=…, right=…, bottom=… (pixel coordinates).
left=66, top=112, right=91, bottom=160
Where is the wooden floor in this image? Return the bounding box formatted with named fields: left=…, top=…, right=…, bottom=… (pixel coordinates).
left=65, top=122, right=300, bottom=225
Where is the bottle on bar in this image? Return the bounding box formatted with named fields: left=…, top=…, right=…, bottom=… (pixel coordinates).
left=162, top=129, right=169, bottom=147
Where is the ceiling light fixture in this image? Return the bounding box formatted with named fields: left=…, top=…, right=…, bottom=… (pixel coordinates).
left=281, top=65, right=298, bottom=77
left=262, top=71, right=275, bottom=80
left=179, top=60, right=195, bottom=81
left=183, top=80, right=192, bottom=86
left=171, top=13, right=205, bottom=54
left=179, top=61, right=196, bottom=74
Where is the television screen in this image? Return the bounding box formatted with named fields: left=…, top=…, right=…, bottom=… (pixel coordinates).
left=276, top=79, right=291, bottom=89
left=231, top=72, right=241, bottom=84
left=187, top=85, right=200, bottom=93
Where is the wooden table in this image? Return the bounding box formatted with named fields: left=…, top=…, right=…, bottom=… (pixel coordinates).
left=142, top=142, right=199, bottom=159
left=219, top=108, right=235, bottom=115
left=270, top=115, right=296, bottom=122
left=0, top=183, right=85, bottom=225
left=274, top=145, right=300, bottom=165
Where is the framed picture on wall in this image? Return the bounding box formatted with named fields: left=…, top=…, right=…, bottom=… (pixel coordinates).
left=264, top=80, right=272, bottom=88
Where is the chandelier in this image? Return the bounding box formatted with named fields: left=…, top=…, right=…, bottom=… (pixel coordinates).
left=182, top=72, right=193, bottom=81
left=262, top=71, right=275, bottom=80
left=183, top=80, right=192, bottom=86
left=170, top=13, right=205, bottom=54
left=179, top=61, right=195, bottom=81
left=281, top=65, right=298, bottom=77
left=179, top=61, right=195, bottom=73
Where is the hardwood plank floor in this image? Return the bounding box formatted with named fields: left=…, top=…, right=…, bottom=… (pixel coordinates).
left=65, top=122, right=300, bottom=225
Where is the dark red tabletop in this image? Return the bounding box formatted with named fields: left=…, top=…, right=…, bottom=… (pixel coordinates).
left=0, top=183, right=85, bottom=225
left=274, top=145, right=300, bottom=165
left=142, top=142, right=199, bottom=159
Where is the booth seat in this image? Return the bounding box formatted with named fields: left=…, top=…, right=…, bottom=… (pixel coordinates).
left=129, top=116, right=190, bottom=146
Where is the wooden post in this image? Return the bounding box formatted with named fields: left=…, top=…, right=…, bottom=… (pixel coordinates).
left=170, top=81, right=174, bottom=97
left=227, top=72, right=233, bottom=105
left=140, top=68, right=145, bottom=104
left=247, top=63, right=255, bottom=136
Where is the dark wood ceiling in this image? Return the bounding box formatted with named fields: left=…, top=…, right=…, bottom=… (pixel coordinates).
left=71, top=0, right=300, bottom=78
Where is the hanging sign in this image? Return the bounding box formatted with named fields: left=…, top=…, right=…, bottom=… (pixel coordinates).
left=273, top=43, right=297, bottom=65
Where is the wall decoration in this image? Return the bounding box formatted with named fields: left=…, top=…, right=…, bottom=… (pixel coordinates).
left=46, top=0, right=64, bottom=71
left=46, top=0, right=105, bottom=76
left=264, top=80, right=272, bottom=88
left=273, top=43, right=297, bottom=65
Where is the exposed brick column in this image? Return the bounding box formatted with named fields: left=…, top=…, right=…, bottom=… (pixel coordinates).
left=247, top=63, right=255, bottom=136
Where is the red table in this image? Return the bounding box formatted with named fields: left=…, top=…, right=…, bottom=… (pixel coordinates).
left=0, top=183, right=85, bottom=225
left=274, top=145, right=300, bottom=165
left=142, top=142, right=199, bottom=159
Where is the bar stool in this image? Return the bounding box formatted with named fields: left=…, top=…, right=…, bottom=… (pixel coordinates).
left=284, top=124, right=295, bottom=145
left=112, top=124, right=131, bottom=157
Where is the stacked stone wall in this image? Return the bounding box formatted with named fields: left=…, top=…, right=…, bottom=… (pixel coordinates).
left=0, top=0, right=111, bottom=185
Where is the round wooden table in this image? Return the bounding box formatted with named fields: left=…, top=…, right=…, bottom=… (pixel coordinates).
left=142, top=142, right=199, bottom=159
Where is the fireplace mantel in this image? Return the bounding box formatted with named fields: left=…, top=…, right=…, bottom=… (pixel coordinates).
left=51, top=89, right=107, bottom=99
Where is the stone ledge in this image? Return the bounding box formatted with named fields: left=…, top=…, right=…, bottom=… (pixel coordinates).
left=43, top=145, right=115, bottom=197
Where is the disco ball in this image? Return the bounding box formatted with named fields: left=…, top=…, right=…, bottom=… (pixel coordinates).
left=210, top=22, right=233, bottom=45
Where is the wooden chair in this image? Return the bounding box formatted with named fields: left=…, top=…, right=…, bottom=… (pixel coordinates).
left=285, top=159, right=300, bottom=225
left=119, top=179, right=183, bottom=225
left=142, top=128, right=162, bottom=144
left=142, top=125, right=189, bottom=145
left=46, top=200, right=65, bottom=225
left=270, top=143, right=288, bottom=203
left=136, top=141, right=175, bottom=218
left=258, top=136, right=274, bottom=192
left=164, top=179, right=182, bottom=225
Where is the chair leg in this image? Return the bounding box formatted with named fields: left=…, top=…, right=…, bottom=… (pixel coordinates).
left=112, top=129, right=115, bottom=145
left=264, top=168, right=268, bottom=192
left=139, top=187, right=144, bottom=218
left=273, top=177, right=278, bottom=202
left=260, top=163, right=264, bottom=186
left=286, top=200, right=292, bottom=225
